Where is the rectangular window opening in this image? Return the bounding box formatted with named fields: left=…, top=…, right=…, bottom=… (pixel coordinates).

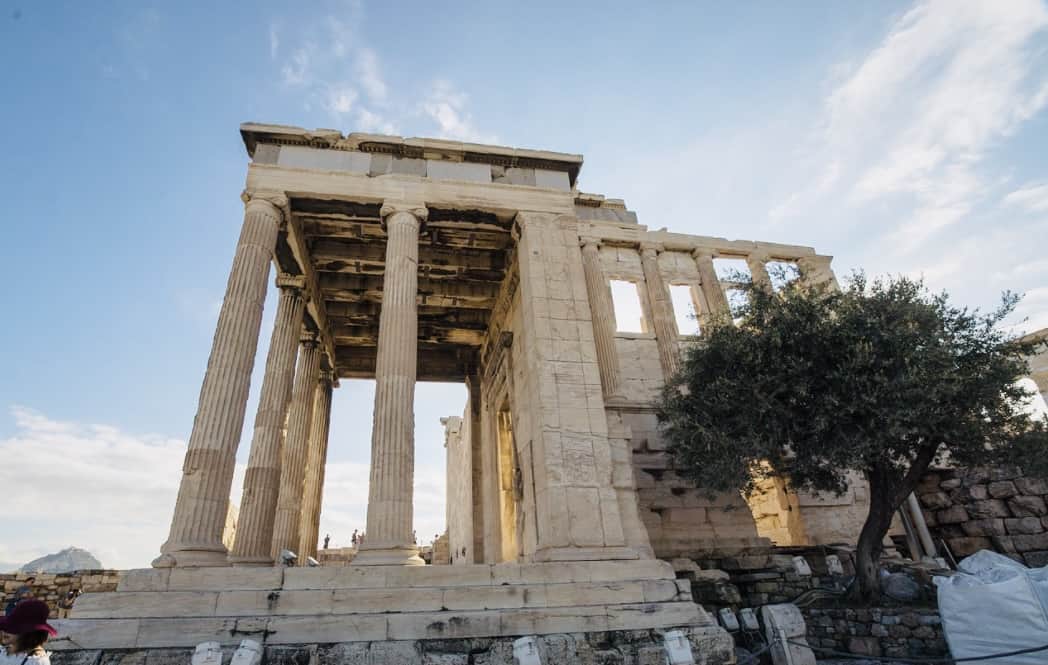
left=766, top=261, right=800, bottom=291
left=609, top=280, right=646, bottom=333
left=726, top=288, right=749, bottom=324
left=713, top=257, right=750, bottom=284
left=668, top=283, right=701, bottom=336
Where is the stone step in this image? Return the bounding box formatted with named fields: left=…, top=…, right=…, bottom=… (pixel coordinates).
left=53, top=601, right=708, bottom=649
left=73, top=578, right=690, bottom=619
left=117, top=559, right=675, bottom=593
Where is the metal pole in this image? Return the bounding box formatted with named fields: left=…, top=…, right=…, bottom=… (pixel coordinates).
left=907, top=493, right=937, bottom=558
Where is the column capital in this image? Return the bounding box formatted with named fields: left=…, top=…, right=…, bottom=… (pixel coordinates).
left=639, top=241, right=664, bottom=256
left=579, top=236, right=602, bottom=251
left=319, top=369, right=337, bottom=385
left=380, top=201, right=428, bottom=223
left=692, top=247, right=717, bottom=260
left=242, top=189, right=289, bottom=217
left=300, top=330, right=319, bottom=347
left=275, top=274, right=307, bottom=293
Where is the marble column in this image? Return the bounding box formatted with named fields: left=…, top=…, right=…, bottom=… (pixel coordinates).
left=354, top=202, right=427, bottom=566
left=580, top=239, right=625, bottom=400
left=797, top=255, right=839, bottom=290
left=229, top=275, right=307, bottom=564
left=270, top=332, right=321, bottom=560
left=297, top=371, right=334, bottom=563
left=639, top=242, right=680, bottom=380
left=746, top=253, right=772, bottom=291
left=467, top=375, right=485, bottom=563
left=692, top=248, right=730, bottom=321
left=154, top=190, right=285, bottom=568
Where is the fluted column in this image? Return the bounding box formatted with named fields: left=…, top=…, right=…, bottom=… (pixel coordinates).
left=692, top=249, right=730, bottom=323
left=639, top=242, right=680, bottom=380
left=297, top=370, right=334, bottom=563
left=797, top=255, right=839, bottom=291
left=154, top=190, right=285, bottom=568
left=746, top=253, right=772, bottom=292
left=580, top=238, right=625, bottom=400
left=228, top=275, right=306, bottom=564
left=270, top=332, right=321, bottom=560
left=355, top=202, right=427, bottom=566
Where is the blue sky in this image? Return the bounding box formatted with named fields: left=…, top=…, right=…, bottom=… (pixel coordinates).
left=2, top=0, right=1047, bottom=569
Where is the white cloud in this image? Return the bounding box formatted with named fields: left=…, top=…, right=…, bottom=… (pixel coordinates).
left=326, top=86, right=358, bottom=114
left=355, top=48, right=387, bottom=103
left=357, top=108, right=396, bottom=135
left=772, top=0, right=1048, bottom=252
left=1004, top=182, right=1048, bottom=213
left=0, top=407, right=192, bottom=569
left=421, top=80, right=497, bottom=144
left=269, top=23, right=280, bottom=60
left=281, top=46, right=313, bottom=87
left=0, top=406, right=447, bottom=569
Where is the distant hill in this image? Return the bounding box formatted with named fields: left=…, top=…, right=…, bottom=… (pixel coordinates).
left=19, top=547, right=103, bottom=573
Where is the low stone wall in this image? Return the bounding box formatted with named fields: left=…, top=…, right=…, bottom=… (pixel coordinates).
left=50, top=628, right=735, bottom=665
left=1, top=571, right=120, bottom=617
left=805, top=607, right=946, bottom=660
left=916, top=466, right=1048, bottom=565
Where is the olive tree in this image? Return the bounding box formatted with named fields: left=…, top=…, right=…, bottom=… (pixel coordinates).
left=657, top=272, right=1048, bottom=600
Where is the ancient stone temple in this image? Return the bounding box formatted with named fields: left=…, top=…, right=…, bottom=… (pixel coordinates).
left=52, top=124, right=855, bottom=659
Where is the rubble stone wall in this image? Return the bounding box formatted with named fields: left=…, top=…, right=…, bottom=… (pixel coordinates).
left=805, top=607, right=946, bottom=660
left=1, top=570, right=120, bottom=617
left=916, top=466, right=1048, bottom=566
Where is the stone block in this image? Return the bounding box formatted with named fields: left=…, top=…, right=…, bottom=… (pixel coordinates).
left=390, top=157, right=427, bottom=176
left=282, top=566, right=386, bottom=590
left=960, top=518, right=1005, bottom=536
left=441, top=585, right=544, bottom=611
left=1005, top=517, right=1044, bottom=535
left=168, top=567, right=282, bottom=591
left=936, top=506, right=969, bottom=524
left=941, top=478, right=962, bottom=490
left=967, top=500, right=1010, bottom=519
left=495, top=167, right=536, bottom=186
left=848, top=636, right=882, bottom=657
left=253, top=144, right=280, bottom=164
left=499, top=606, right=609, bottom=635
left=426, top=160, right=491, bottom=183
left=987, top=481, right=1018, bottom=498
left=135, top=617, right=239, bottom=648
left=919, top=492, right=951, bottom=510
left=316, top=643, right=369, bottom=665
left=947, top=536, right=992, bottom=557
left=1024, top=550, right=1048, bottom=568
left=1012, top=532, right=1048, bottom=552
left=1016, top=477, right=1048, bottom=495
left=606, top=602, right=704, bottom=631
left=952, top=484, right=988, bottom=502
left=118, top=569, right=170, bottom=592
left=1008, top=495, right=1048, bottom=517
left=72, top=591, right=219, bottom=619
left=265, top=615, right=386, bottom=644
left=962, top=468, right=991, bottom=486
left=368, top=642, right=421, bottom=665
left=533, top=170, right=571, bottom=191
left=388, top=610, right=502, bottom=640
left=545, top=581, right=644, bottom=607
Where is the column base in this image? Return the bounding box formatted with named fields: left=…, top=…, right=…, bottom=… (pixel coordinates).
left=152, top=547, right=231, bottom=568
left=351, top=546, right=426, bottom=566
left=227, top=555, right=276, bottom=567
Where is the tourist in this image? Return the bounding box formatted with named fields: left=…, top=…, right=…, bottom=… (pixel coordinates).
left=323, top=534, right=330, bottom=550
left=3, top=579, right=34, bottom=616
left=55, top=591, right=80, bottom=619
left=0, top=599, right=57, bottom=665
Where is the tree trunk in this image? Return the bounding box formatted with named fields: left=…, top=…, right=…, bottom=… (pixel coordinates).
left=855, top=472, right=897, bottom=602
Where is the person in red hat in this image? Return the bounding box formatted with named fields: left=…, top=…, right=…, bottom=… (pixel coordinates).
left=0, top=599, right=56, bottom=665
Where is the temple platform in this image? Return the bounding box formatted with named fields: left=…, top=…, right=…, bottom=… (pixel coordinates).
left=50, top=560, right=732, bottom=653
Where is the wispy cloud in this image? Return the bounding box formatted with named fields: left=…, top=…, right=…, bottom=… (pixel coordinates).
left=1003, top=182, right=1048, bottom=213
left=421, top=80, right=498, bottom=143
left=772, top=0, right=1048, bottom=253
left=269, top=22, right=280, bottom=60
left=269, top=6, right=491, bottom=141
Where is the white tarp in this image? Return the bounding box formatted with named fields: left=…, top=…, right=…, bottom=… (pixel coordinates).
left=935, top=550, right=1048, bottom=664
